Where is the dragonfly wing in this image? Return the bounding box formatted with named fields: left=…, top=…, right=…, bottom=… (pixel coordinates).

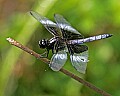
left=50, top=50, right=67, bottom=71
left=29, top=11, right=61, bottom=36
left=70, top=50, right=88, bottom=74
left=54, top=14, right=83, bottom=39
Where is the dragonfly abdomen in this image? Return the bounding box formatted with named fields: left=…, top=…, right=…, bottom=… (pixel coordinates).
left=83, top=34, right=112, bottom=43
left=68, top=34, right=112, bottom=44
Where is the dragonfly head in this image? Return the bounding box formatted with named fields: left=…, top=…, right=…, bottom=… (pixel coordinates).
left=39, top=39, right=48, bottom=48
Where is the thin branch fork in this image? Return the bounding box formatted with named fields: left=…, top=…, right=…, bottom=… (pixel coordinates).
left=6, top=37, right=112, bottom=96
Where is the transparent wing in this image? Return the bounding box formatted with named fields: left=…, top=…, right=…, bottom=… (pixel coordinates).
left=50, top=50, right=67, bottom=71
left=54, top=14, right=83, bottom=39
left=29, top=11, right=61, bottom=36
left=70, top=51, right=88, bottom=74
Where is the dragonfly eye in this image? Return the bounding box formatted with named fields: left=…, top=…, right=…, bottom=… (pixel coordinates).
left=39, top=39, right=47, bottom=48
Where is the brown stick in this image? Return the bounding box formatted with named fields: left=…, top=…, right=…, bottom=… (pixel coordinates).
left=6, top=37, right=112, bottom=96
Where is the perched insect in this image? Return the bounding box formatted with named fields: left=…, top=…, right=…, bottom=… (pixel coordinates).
left=29, top=11, right=112, bottom=74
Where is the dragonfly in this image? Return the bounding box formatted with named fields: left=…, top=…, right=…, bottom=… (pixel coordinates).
left=29, top=11, right=112, bottom=74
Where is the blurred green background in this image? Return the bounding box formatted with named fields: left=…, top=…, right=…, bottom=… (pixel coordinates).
left=0, top=0, right=120, bottom=96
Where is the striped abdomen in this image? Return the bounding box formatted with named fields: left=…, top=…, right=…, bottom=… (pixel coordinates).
left=68, top=34, right=113, bottom=44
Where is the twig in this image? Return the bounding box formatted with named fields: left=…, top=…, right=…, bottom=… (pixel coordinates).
left=6, top=37, right=112, bottom=96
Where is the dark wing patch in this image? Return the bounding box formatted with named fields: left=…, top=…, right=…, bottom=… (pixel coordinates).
left=67, top=44, right=88, bottom=55
left=54, top=14, right=83, bottom=39
left=29, top=11, right=61, bottom=36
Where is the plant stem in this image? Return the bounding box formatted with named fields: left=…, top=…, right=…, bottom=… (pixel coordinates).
left=6, top=37, right=112, bottom=96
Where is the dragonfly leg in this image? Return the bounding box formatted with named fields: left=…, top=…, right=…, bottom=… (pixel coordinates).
left=40, top=50, right=49, bottom=58
left=53, top=40, right=59, bottom=54
left=52, top=48, right=55, bottom=54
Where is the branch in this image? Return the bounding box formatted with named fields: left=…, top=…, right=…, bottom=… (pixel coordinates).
left=6, top=37, right=112, bottom=96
